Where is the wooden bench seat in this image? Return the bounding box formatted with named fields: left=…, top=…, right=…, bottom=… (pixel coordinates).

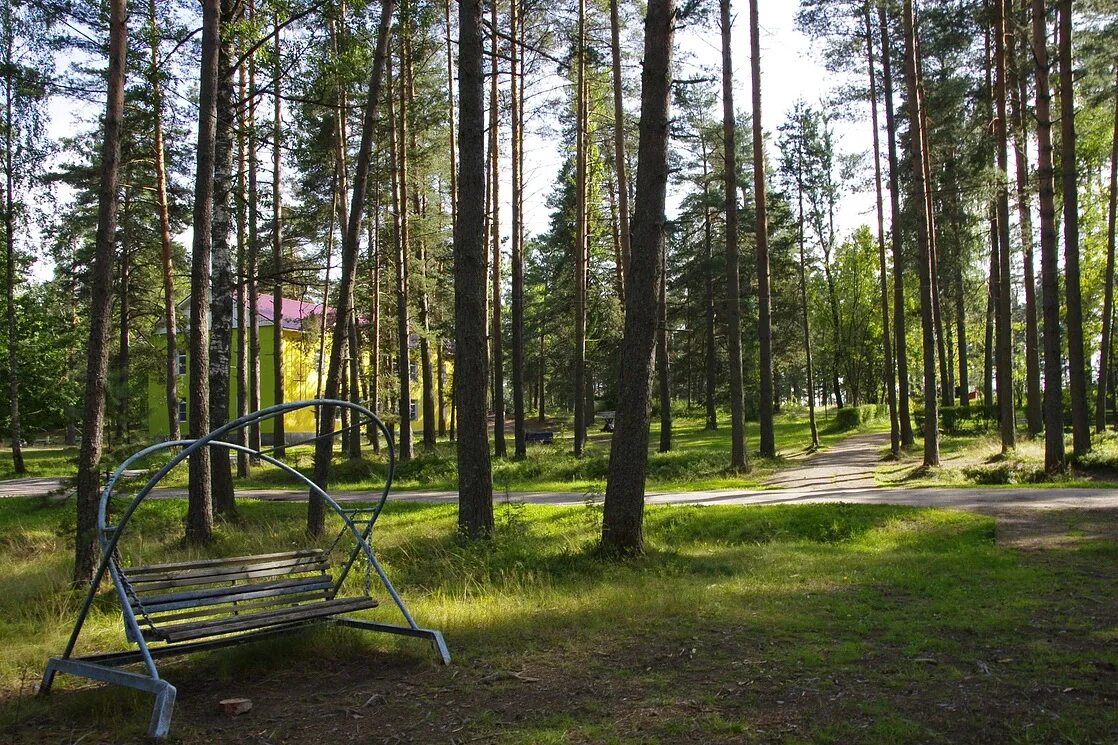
left=124, top=549, right=377, bottom=644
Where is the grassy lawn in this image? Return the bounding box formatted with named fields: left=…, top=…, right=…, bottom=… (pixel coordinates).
left=0, top=496, right=1114, bottom=742
left=0, top=447, right=81, bottom=481
left=1, top=409, right=889, bottom=494
left=878, top=428, right=1118, bottom=489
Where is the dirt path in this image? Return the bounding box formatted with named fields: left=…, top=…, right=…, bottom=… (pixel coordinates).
left=763, top=430, right=886, bottom=490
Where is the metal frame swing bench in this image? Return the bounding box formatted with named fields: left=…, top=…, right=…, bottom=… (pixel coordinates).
left=41, top=399, right=450, bottom=739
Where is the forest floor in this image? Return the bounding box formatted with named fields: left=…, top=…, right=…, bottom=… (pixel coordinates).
left=0, top=497, right=1114, bottom=744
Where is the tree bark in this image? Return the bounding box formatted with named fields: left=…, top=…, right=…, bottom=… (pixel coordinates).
left=749, top=0, right=774, bottom=458
left=73, top=0, right=127, bottom=584
left=994, top=0, right=1016, bottom=451
left=270, top=13, right=285, bottom=457
left=601, top=0, right=675, bottom=556
left=609, top=0, right=631, bottom=301
left=1098, top=63, right=1118, bottom=433
left=572, top=0, right=588, bottom=457
left=115, top=218, right=129, bottom=443
left=865, top=3, right=899, bottom=456
left=794, top=115, right=819, bottom=449
left=657, top=237, right=671, bottom=453
left=1, top=4, right=23, bottom=473
left=455, top=0, right=494, bottom=538
left=307, top=0, right=394, bottom=535
left=489, top=0, right=505, bottom=458
left=389, top=36, right=413, bottom=463
left=246, top=0, right=261, bottom=455
left=720, top=0, right=747, bottom=470
left=510, top=0, right=526, bottom=458
left=235, top=41, right=249, bottom=477
left=901, top=0, right=938, bottom=466
left=210, top=0, right=237, bottom=515
left=148, top=0, right=179, bottom=443
left=1010, top=0, right=1042, bottom=436
left=1058, top=0, right=1089, bottom=455
left=701, top=136, right=716, bottom=432
left=879, top=4, right=913, bottom=447
left=1032, top=0, right=1064, bottom=471
left=187, top=0, right=222, bottom=544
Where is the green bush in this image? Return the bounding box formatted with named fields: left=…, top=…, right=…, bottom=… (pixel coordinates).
left=939, top=405, right=998, bottom=435
left=831, top=403, right=888, bottom=432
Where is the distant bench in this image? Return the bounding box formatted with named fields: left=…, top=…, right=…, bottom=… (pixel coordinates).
left=525, top=431, right=553, bottom=445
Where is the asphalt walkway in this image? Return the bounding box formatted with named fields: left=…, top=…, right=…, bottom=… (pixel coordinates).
left=5, top=433, right=1118, bottom=512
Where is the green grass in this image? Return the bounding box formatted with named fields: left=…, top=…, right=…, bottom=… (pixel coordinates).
left=0, top=409, right=888, bottom=495
left=1, top=496, right=1114, bottom=742
left=878, top=427, right=1118, bottom=488
left=0, top=447, right=80, bottom=481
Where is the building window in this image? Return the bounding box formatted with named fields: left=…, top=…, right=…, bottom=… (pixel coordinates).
left=177, top=351, right=187, bottom=376
left=178, top=398, right=187, bottom=423
left=409, top=361, right=418, bottom=382
left=409, top=399, right=418, bottom=421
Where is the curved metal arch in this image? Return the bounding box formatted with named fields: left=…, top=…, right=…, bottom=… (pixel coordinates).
left=65, top=400, right=395, bottom=661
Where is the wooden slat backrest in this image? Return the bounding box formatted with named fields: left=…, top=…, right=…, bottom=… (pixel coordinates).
left=122, top=549, right=340, bottom=633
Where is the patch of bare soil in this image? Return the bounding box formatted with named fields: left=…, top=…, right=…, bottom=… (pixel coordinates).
left=984, top=507, right=1118, bottom=550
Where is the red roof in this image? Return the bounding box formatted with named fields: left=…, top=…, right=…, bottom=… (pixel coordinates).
left=255, top=296, right=330, bottom=330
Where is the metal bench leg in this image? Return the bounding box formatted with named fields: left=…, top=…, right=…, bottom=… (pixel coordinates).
left=40, top=656, right=178, bottom=739
left=149, top=681, right=177, bottom=739
left=335, top=617, right=451, bottom=665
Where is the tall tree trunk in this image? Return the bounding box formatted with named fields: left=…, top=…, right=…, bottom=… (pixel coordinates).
left=456, top=0, right=494, bottom=538
left=609, top=0, right=630, bottom=299
left=488, top=0, right=505, bottom=458
left=369, top=194, right=382, bottom=452
left=865, top=3, right=899, bottom=456
left=915, top=33, right=950, bottom=409
left=187, top=0, right=222, bottom=544
left=348, top=305, right=362, bottom=457
left=306, top=0, right=394, bottom=536
left=657, top=237, right=671, bottom=452
left=720, top=0, right=747, bottom=470
left=749, top=0, right=774, bottom=458
left=994, top=0, right=1016, bottom=451
left=902, top=0, right=938, bottom=466
left=955, top=261, right=968, bottom=409
left=510, top=0, right=526, bottom=458
left=601, top=0, right=674, bottom=556
left=572, top=0, right=588, bottom=457
left=2, top=4, right=23, bottom=473
left=73, top=0, right=127, bottom=584
left=115, top=221, right=129, bottom=443
left=235, top=44, right=249, bottom=477
left=1058, top=0, right=1089, bottom=455
left=210, top=0, right=237, bottom=515
left=879, top=4, right=913, bottom=447
left=795, top=123, right=819, bottom=449
left=984, top=207, right=997, bottom=406
left=1098, top=64, right=1118, bottom=433
left=270, top=14, right=285, bottom=457
left=444, top=0, right=457, bottom=231
left=246, top=0, right=261, bottom=454
left=1010, top=0, right=1042, bottom=435
left=389, top=40, right=413, bottom=463
left=148, top=0, right=179, bottom=443
left=701, top=137, right=716, bottom=431
left=1032, top=0, right=1064, bottom=471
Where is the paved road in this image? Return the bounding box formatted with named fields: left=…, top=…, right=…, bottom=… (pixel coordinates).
left=5, top=432, right=1118, bottom=512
